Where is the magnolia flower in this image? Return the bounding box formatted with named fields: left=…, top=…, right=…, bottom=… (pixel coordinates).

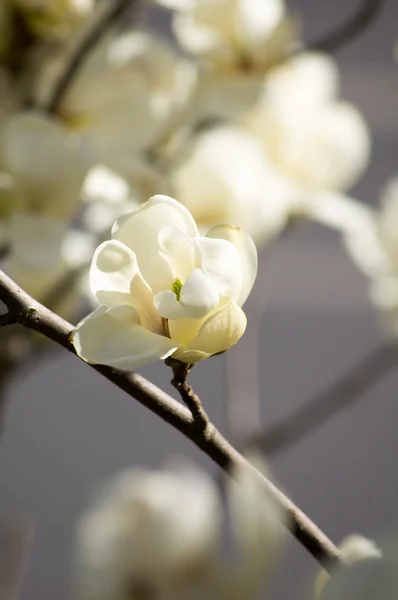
left=71, top=194, right=257, bottom=368
left=307, top=179, right=398, bottom=337
left=0, top=111, right=91, bottom=309
left=314, top=534, right=382, bottom=599
left=74, top=459, right=285, bottom=600
left=36, top=31, right=197, bottom=158
left=0, top=111, right=90, bottom=220
left=168, top=125, right=296, bottom=244
left=242, top=52, right=370, bottom=198
left=156, top=0, right=295, bottom=72
left=11, top=0, right=95, bottom=41
left=2, top=212, right=94, bottom=312
left=156, top=0, right=296, bottom=119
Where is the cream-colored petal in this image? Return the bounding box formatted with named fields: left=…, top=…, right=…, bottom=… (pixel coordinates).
left=90, top=240, right=160, bottom=330
left=111, top=195, right=199, bottom=292
left=71, top=305, right=180, bottom=369
left=90, top=240, right=140, bottom=306
left=206, top=224, right=257, bottom=307
left=154, top=289, right=186, bottom=319
left=0, top=112, right=90, bottom=218
left=179, top=269, right=219, bottom=317
left=175, top=301, right=246, bottom=362
left=194, top=237, right=242, bottom=300
left=158, top=225, right=196, bottom=281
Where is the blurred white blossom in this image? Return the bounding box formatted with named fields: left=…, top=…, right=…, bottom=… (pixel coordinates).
left=311, top=178, right=398, bottom=337
left=71, top=194, right=257, bottom=368
left=168, top=124, right=296, bottom=243
left=0, top=111, right=92, bottom=306
left=317, top=534, right=398, bottom=600
left=37, top=31, right=198, bottom=159
left=314, top=534, right=382, bottom=599
left=74, top=458, right=285, bottom=600
left=242, top=52, right=370, bottom=203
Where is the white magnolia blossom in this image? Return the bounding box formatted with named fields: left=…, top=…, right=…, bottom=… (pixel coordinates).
left=74, top=459, right=285, bottom=600
left=71, top=194, right=257, bottom=368
left=156, top=0, right=295, bottom=71
left=0, top=111, right=91, bottom=305
left=82, top=166, right=140, bottom=235
left=157, top=0, right=296, bottom=119
left=0, top=111, right=91, bottom=219
left=2, top=212, right=94, bottom=306
left=308, top=179, right=398, bottom=337
left=37, top=31, right=197, bottom=159
left=11, top=0, right=95, bottom=40
left=168, top=125, right=296, bottom=243
left=314, top=534, right=382, bottom=599
left=242, top=52, right=370, bottom=200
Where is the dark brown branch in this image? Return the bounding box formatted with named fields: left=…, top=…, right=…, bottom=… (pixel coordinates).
left=304, top=0, right=384, bottom=55
left=44, top=0, right=140, bottom=115
left=168, top=359, right=211, bottom=435
left=246, top=343, right=397, bottom=456
left=0, top=268, right=343, bottom=570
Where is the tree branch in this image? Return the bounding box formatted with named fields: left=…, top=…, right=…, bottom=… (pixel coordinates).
left=303, top=0, right=384, bottom=55
left=0, top=268, right=343, bottom=570
left=246, top=343, right=397, bottom=456
left=44, top=0, right=140, bottom=115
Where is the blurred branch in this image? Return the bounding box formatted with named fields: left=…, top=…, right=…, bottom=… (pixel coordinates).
left=44, top=0, right=140, bottom=115
left=303, top=0, right=384, bottom=54
left=246, top=343, right=397, bottom=456
left=0, top=268, right=343, bottom=570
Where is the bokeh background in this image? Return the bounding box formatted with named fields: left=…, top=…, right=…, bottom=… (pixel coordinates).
left=1, top=1, right=398, bottom=598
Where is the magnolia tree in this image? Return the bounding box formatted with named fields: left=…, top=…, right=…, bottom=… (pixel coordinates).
left=0, top=0, right=396, bottom=599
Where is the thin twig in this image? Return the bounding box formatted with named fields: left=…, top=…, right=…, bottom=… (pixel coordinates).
left=303, top=0, right=384, bottom=55
left=246, top=343, right=397, bottom=456
left=168, top=359, right=211, bottom=435
left=0, top=268, right=343, bottom=570
left=44, top=0, right=139, bottom=115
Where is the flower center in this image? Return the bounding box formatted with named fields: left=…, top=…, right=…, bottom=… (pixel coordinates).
left=171, top=277, right=182, bottom=301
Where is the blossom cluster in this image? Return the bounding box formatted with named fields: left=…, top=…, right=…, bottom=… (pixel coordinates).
left=0, top=0, right=371, bottom=327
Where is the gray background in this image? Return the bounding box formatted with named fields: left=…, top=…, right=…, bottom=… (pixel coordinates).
left=1, top=1, right=398, bottom=598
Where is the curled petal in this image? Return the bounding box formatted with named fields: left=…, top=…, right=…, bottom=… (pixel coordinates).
left=206, top=224, right=257, bottom=306
left=158, top=225, right=196, bottom=281
left=174, top=301, right=246, bottom=362
left=71, top=305, right=181, bottom=370
left=111, top=195, right=199, bottom=292
left=194, top=236, right=242, bottom=300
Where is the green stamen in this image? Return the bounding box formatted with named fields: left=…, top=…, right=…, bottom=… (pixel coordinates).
left=172, top=277, right=182, bottom=301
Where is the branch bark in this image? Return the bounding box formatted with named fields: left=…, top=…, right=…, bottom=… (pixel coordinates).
left=246, top=343, right=397, bottom=456
left=303, top=0, right=384, bottom=55
left=0, top=268, right=343, bottom=570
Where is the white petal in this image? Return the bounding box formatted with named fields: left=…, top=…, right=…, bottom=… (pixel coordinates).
left=83, top=165, right=130, bottom=205
left=206, top=224, right=257, bottom=306
left=71, top=305, right=180, bottom=369
left=194, top=236, right=242, bottom=300
left=179, top=269, right=219, bottom=318
left=9, top=212, right=66, bottom=269
left=154, top=289, right=186, bottom=319
left=111, top=195, right=199, bottom=292
left=174, top=301, right=246, bottom=362
left=90, top=240, right=160, bottom=331
left=1, top=112, right=90, bottom=218
left=158, top=225, right=196, bottom=281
